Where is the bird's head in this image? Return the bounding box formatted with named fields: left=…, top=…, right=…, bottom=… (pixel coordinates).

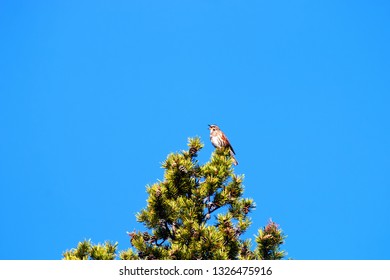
left=208, top=124, right=220, bottom=132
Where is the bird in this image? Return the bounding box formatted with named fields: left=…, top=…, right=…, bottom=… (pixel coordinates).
left=208, top=124, right=238, bottom=165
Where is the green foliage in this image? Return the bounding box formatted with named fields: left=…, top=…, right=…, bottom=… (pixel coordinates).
left=63, top=137, right=287, bottom=260
left=63, top=240, right=117, bottom=260
left=119, top=248, right=139, bottom=260
left=255, top=220, right=286, bottom=260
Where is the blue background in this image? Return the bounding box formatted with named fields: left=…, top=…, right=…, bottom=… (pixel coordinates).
left=1, top=1, right=389, bottom=259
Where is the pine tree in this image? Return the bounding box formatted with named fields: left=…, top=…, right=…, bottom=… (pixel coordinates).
left=63, top=137, right=286, bottom=260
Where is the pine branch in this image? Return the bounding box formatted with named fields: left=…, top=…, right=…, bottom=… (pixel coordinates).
left=63, top=137, right=288, bottom=260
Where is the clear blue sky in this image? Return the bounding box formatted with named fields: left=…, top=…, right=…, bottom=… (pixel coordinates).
left=1, top=1, right=389, bottom=260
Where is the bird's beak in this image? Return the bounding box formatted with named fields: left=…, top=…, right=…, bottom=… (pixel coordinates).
left=208, top=124, right=211, bottom=127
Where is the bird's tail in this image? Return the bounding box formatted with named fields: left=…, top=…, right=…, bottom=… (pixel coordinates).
left=230, top=150, right=238, bottom=166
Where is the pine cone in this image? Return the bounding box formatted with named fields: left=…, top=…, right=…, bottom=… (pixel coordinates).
left=155, top=186, right=162, bottom=197
left=143, top=232, right=150, bottom=241
left=127, top=231, right=136, bottom=243
left=150, top=235, right=157, bottom=244
left=189, top=147, right=198, bottom=156
left=179, top=165, right=188, bottom=173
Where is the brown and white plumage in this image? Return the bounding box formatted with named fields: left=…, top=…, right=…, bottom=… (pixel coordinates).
left=208, top=124, right=238, bottom=165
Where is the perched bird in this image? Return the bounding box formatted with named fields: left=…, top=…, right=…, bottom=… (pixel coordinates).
left=208, top=124, right=238, bottom=165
